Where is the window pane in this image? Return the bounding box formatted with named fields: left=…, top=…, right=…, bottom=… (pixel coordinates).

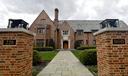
left=36, top=39, right=44, bottom=47
left=63, top=31, right=68, bottom=35
left=77, top=30, right=83, bottom=35
left=3, top=40, right=16, bottom=45
left=37, top=28, right=45, bottom=34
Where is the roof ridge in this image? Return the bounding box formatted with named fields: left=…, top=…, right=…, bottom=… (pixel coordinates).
left=60, top=20, right=103, bottom=21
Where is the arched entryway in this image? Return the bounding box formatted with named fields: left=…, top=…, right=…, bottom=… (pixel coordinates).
left=63, top=41, right=68, bottom=49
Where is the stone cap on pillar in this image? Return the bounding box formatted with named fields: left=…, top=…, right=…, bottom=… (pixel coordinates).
left=0, top=28, right=36, bottom=36
left=93, top=27, right=128, bottom=36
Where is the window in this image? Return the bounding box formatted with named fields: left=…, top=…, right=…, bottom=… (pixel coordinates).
left=74, top=40, right=84, bottom=48
left=3, top=40, right=16, bottom=45
left=86, top=40, right=88, bottom=45
left=37, top=28, right=45, bottom=34
left=63, top=31, right=68, bottom=35
left=93, top=40, right=96, bottom=45
left=41, top=19, right=46, bottom=20
left=36, top=39, right=44, bottom=47
left=76, top=30, right=83, bottom=35
left=79, top=40, right=84, bottom=45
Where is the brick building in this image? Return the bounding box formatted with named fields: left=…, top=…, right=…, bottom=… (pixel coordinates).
left=29, top=8, right=128, bottom=49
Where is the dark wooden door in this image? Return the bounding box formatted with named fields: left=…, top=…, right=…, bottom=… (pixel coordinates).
left=63, top=41, right=68, bottom=49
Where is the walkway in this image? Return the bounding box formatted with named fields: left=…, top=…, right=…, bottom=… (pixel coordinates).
left=37, top=51, right=94, bottom=76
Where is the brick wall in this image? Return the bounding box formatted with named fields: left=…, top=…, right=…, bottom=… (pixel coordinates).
left=94, top=28, right=128, bottom=76
left=29, top=10, right=55, bottom=48
left=0, top=29, right=34, bottom=76
left=59, top=21, right=75, bottom=49
left=75, top=32, right=95, bottom=47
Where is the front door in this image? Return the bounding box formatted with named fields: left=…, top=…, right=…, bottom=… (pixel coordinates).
left=63, top=41, right=68, bottom=49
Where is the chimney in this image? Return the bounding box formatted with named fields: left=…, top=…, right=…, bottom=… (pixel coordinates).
left=54, top=8, right=59, bottom=21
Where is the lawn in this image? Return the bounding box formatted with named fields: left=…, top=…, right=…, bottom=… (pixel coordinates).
left=33, top=51, right=58, bottom=76
left=39, top=51, right=58, bottom=61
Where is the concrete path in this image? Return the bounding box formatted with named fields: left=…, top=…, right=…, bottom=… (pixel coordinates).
left=37, top=51, right=94, bottom=76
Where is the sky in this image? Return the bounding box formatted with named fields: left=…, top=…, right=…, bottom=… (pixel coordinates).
left=0, top=0, right=128, bottom=28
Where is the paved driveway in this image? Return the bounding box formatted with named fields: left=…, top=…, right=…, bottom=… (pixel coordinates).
left=37, top=51, right=94, bottom=76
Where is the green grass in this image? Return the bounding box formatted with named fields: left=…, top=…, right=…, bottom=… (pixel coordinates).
left=39, top=51, right=58, bottom=61
left=33, top=51, right=57, bottom=76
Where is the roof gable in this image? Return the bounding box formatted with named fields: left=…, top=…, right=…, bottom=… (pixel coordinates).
left=29, top=10, right=53, bottom=30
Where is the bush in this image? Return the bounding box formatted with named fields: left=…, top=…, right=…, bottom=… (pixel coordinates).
left=86, top=65, right=98, bottom=76
left=33, top=50, right=42, bottom=65
left=79, top=50, right=97, bottom=65
left=74, top=41, right=81, bottom=49
left=77, top=46, right=96, bottom=50
left=33, top=47, right=54, bottom=51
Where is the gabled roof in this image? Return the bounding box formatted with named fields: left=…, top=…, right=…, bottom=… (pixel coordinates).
left=60, top=20, right=128, bottom=32
left=30, top=10, right=53, bottom=29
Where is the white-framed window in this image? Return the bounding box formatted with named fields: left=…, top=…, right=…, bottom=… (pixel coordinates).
left=36, top=39, right=44, bottom=47
left=63, top=30, right=68, bottom=35
left=37, top=28, right=45, bottom=34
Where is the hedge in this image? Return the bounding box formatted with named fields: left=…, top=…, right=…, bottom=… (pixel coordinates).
left=79, top=50, right=97, bottom=65
left=33, top=50, right=42, bottom=65
left=33, top=47, right=54, bottom=51
left=77, top=46, right=96, bottom=50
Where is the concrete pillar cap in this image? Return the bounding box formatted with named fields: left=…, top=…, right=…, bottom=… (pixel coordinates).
left=93, top=27, right=128, bottom=36
left=0, top=28, right=36, bottom=36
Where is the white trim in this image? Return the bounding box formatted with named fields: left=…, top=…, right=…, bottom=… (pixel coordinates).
left=68, top=39, right=70, bottom=49
left=61, top=39, right=63, bottom=49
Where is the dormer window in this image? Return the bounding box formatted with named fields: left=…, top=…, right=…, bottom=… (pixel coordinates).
left=76, top=30, right=83, bottom=35
left=63, top=31, right=68, bottom=35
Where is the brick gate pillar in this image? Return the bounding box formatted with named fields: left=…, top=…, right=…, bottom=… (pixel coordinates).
left=0, top=28, right=35, bottom=76
left=94, top=27, right=128, bottom=76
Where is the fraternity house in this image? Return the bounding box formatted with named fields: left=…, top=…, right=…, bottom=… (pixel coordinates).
left=8, top=8, right=128, bottom=49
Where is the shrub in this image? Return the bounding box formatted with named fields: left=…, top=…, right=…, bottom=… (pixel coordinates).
left=74, top=41, right=81, bottom=49
left=33, top=50, right=42, bottom=65
left=79, top=50, right=97, bottom=65
left=86, top=65, right=98, bottom=76
left=77, top=46, right=96, bottom=50
left=33, top=47, right=54, bottom=51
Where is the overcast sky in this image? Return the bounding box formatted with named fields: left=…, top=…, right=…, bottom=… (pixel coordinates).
left=0, top=0, right=128, bottom=28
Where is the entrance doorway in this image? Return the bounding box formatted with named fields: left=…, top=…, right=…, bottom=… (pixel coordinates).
left=63, top=41, right=68, bottom=49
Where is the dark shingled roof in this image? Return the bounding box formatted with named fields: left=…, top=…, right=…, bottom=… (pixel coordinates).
left=60, top=20, right=127, bottom=32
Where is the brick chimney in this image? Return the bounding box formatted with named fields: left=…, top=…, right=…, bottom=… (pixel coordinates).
left=54, top=8, right=59, bottom=21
